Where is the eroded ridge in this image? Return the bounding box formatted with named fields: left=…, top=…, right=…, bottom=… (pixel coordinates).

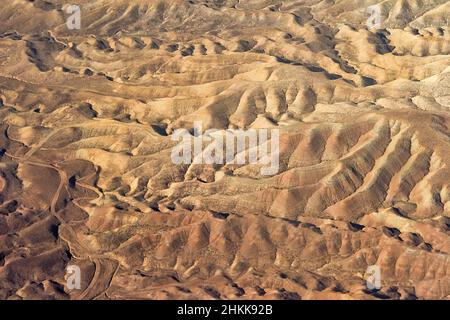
left=0, top=0, right=449, bottom=300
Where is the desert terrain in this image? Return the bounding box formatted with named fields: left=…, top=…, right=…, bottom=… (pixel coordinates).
left=0, top=0, right=449, bottom=299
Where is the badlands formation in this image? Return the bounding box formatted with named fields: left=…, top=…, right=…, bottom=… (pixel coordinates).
left=0, top=0, right=449, bottom=300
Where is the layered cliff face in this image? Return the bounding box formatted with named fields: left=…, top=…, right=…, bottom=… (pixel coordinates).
left=0, top=0, right=449, bottom=300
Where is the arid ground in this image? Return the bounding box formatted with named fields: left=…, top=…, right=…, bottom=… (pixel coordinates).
left=0, top=0, right=449, bottom=299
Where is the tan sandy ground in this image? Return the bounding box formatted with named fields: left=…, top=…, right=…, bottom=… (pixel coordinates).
left=0, top=0, right=449, bottom=299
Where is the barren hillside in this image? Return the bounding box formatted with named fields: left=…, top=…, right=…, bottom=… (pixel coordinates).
left=0, top=0, right=449, bottom=299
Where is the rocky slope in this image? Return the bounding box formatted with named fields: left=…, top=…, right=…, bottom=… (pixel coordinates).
left=0, top=0, right=449, bottom=299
